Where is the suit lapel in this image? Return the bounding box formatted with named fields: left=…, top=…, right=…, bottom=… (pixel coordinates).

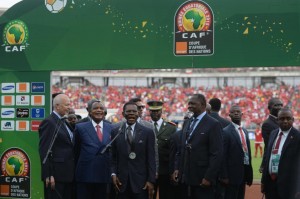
left=85, top=121, right=101, bottom=143
left=229, top=124, right=244, bottom=151
left=102, top=122, right=112, bottom=144
left=134, top=123, right=143, bottom=143
left=188, top=115, right=208, bottom=141
left=281, top=128, right=295, bottom=156
left=267, top=130, right=279, bottom=158
left=157, top=121, right=166, bottom=138
left=243, top=128, right=251, bottom=153
left=52, top=113, right=73, bottom=144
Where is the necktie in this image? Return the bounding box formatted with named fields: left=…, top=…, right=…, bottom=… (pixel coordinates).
left=273, top=132, right=283, bottom=154
left=127, top=126, right=133, bottom=144
left=96, top=124, right=103, bottom=142
left=65, top=121, right=73, bottom=142
left=270, top=132, right=283, bottom=180
left=238, top=127, right=248, bottom=152
left=154, top=122, right=159, bottom=134
left=187, top=118, right=198, bottom=139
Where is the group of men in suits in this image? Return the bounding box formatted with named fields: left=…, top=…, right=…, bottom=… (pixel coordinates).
left=39, top=93, right=300, bottom=199
left=39, top=95, right=160, bottom=199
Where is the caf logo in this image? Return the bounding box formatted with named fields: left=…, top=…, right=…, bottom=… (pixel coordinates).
left=0, top=148, right=29, bottom=177
left=2, top=20, right=29, bottom=52
left=176, top=1, right=212, bottom=32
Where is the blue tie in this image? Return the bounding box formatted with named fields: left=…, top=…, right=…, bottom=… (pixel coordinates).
left=187, top=118, right=198, bottom=140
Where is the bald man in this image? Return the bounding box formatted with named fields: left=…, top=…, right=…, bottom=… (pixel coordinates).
left=39, top=94, right=75, bottom=199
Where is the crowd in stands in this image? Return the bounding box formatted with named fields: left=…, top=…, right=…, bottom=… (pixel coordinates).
left=52, top=84, right=300, bottom=129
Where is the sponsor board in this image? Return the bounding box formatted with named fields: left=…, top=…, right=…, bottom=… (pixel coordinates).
left=30, top=95, right=45, bottom=106
left=31, top=108, right=45, bottom=119
left=1, top=83, right=15, bottom=93
left=1, top=96, right=15, bottom=106
left=31, top=82, right=45, bottom=93
left=16, top=83, right=30, bottom=93
left=31, top=120, right=41, bottom=131
left=1, top=108, right=15, bottom=118
left=1, top=120, right=15, bottom=131
left=16, top=121, right=29, bottom=131
left=16, top=108, right=29, bottom=118
left=16, top=95, right=30, bottom=106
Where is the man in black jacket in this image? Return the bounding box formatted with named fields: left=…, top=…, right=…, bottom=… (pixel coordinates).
left=209, top=98, right=230, bottom=128
left=260, top=98, right=283, bottom=172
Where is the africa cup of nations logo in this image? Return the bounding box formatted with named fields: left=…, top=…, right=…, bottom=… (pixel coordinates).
left=0, top=148, right=31, bottom=198
left=2, top=20, right=29, bottom=53
left=174, top=0, right=214, bottom=56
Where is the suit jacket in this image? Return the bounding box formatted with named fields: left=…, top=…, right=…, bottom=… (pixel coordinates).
left=262, top=115, right=279, bottom=147
left=176, top=114, right=223, bottom=185
left=221, top=123, right=253, bottom=185
left=261, top=127, right=300, bottom=199
left=110, top=122, right=156, bottom=193
left=113, top=119, right=159, bottom=171
left=169, top=130, right=182, bottom=174
left=77, top=116, right=91, bottom=124
left=155, top=120, right=177, bottom=175
left=209, top=112, right=230, bottom=128
left=261, top=115, right=279, bottom=170
left=75, top=120, right=112, bottom=183
left=39, top=112, right=75, bottom=182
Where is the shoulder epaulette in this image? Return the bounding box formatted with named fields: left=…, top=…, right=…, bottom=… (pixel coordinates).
left=167, top=121, right=177, bottom=126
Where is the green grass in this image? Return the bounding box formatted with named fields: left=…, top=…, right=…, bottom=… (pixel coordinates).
left=250, top=140, right=263, bottom=180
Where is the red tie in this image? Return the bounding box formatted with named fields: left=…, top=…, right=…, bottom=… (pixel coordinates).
left=238, top=127, right=248, bottom=152
left=273, top=132, right=283, bottom=154
left=96, top=124, right=103, bottom=142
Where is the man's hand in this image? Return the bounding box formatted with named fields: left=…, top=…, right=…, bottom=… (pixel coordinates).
left=200, top=178, right=211, bottom=187
left=45, top=176, right=55, bottom=190
left=171, top=170, right=179, bottom=183
left=143, top=181, right=154, bottom=199
left=112, top=175, right=122, bottom=192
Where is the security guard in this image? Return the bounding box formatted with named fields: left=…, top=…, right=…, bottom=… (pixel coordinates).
left=147, top=100, right=177, bottom=199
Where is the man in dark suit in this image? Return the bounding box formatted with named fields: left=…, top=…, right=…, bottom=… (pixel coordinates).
left=262, top=98, right=283, bottom=149
left=111, top=102, right=156, bottom=199
left=220, top=104, right=253, bottom=199
left=173, top=94, right=223, bottom=199
left=147, top=100, right=177, bottom=199
left=39, top=94, right=75, bottom=199
left=260, top=98, right=283, bottom=172
left=170, top=113, right=193, bottom=199
left=208, top=98, right=230, bottom=128
left=208, top=98, right=230, bottom=199
left=74, top=100, right=112, bottom=199
left=261, top=107, right=300, bottom=199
